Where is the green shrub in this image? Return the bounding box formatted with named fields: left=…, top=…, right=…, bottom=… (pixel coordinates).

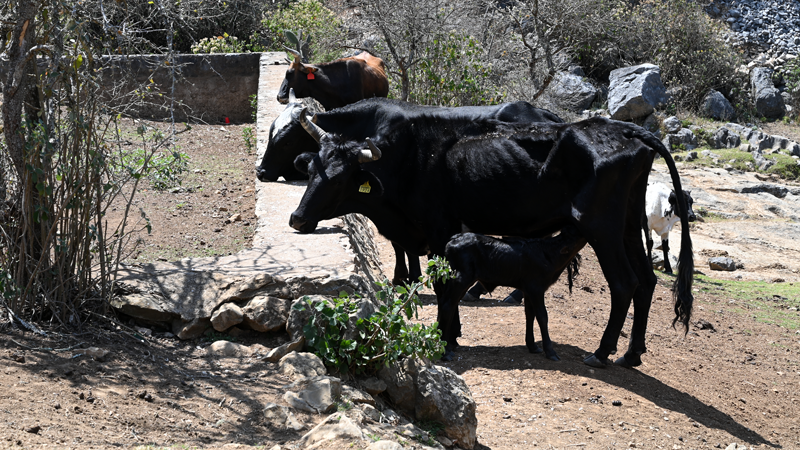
left=408, top=32, right=503, bottom=107
left=262, top=0, right=346, bottom=63
left=293, top=257, right=450, bottom=375
left=191, top=34, right=246, bottom=54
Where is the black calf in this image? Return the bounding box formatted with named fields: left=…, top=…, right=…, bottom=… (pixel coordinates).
left=441, top=227, right=586, bottom=361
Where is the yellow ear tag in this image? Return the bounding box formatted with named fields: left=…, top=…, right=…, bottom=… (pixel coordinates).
left=358, top=181, right=371, bottom=194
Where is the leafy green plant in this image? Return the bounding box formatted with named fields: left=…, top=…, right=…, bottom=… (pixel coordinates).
left=249, top=94, right=258, bottom=122
left=242, top=127, right=255, bottom=154
left=262, top=0, right=346, bottom=63
left=293, top=257, right=449, bottom=375
left=409, top=32, right=503, bottom=107
left=191, top=34, right=246, bottom=54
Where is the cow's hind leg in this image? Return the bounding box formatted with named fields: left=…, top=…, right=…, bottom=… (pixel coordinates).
left=616, top=233, right=657, bottom=368
left=503, top=289, right=524, bottom=305
left=661, top=237, right=672, bottom=274
left=584, top=240, right=638, bottom=368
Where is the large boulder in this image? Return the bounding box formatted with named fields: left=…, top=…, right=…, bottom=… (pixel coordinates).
left=279, top=351, right=327, bottom=379
left=751, top=67, right=786, bottom=119
left=415, top=365, right=478, bottom=450
left=709, top=127, right=741, bottom=149
left=283, top=376, right=342, bottom=414
left=608, top=64, right=669, bottom=120
left=547, top=71, right=598, bottom=112
left=242, top=295, right=291, bottom=332
left=702, top=90, right=735, bottom=120
left=210, top=302, right=244, bottom=331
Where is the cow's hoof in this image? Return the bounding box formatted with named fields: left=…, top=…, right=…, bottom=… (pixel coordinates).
left=441, top=350, right=456, bottom=362
left=583, top=354, right=611, bottom=368
left=462, top=292, right=481, bottom=302
left=614, top=355, right=642, bottom=368
left=527, top=344, right=542, bottom=354
left=502, top=295, right=522, bottom=305
left=663, top=269, right=673, bottom=275
left=546, top=353, right=561, bottom=362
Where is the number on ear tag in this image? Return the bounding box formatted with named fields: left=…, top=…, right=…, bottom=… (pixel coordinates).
left=358, top=181, right=371, bottom=194
left=307, top=72, right=315, bottom=80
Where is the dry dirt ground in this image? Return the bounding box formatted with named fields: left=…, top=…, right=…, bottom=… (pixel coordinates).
left=2, top=120, right=800, bottom=450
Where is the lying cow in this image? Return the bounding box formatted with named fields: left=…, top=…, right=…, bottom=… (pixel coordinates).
left=289, top=114, right=695, bottom=367
left=643, top=182, right=697, bottom=274
left=277, top=51, right=389, bottom=110
left=443, top=227, right=586, bottom=361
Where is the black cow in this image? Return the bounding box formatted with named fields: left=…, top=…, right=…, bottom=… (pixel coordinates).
left=256, top=97, right=563, bottom=285
left=443, top=227, right=586, bottom=361
left=277, top=51, right=389, bottom=111
left=289, top=115, right=694, bottom=368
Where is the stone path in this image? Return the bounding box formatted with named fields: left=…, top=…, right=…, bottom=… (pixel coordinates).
left=112, top=53, right=382, bottom=338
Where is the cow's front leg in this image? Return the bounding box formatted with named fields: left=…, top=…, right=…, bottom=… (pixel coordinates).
left=661, top=238, right=672, bottom=274
left=433, top=279, right=460, bottom=361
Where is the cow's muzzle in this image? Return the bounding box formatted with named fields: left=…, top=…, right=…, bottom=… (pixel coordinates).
left=256, top=167, right=278, bottom=183
left=289, top=212, right=317, bottom=233
left=277, top=95, right=289, bottom=104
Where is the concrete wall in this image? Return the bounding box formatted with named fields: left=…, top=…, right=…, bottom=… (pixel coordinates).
left=98, top=53, right=261, bottom=123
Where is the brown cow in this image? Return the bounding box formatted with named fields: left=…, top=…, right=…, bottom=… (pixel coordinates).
left=276, top=51, right=389, bottom=110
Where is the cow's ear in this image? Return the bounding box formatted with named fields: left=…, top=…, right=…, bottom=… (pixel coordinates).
left=299, top=64, right=318, bottom=74
left=353, top=170, right=383, bottom=197
left=294, top=152, right=315, bottom=175
left=668, top=190, right=677, bottom=205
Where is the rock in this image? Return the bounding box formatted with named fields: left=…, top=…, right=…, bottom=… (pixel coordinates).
left=172, top=317, right=211, bottom=340
left=747, top=130, right=775, bottom=152
left=548, top=71, right=598, bottom=112
left=641, top=113, right=663, bottom=137
left=207, top=340, right=251, bottom=358
left=663, top=116, right=681, bottom=134
left=342, top=385, right=375, bottom=405
left=378, top=362, right=416, bottom=414
left=360, top=403, right=382, bottom=422
left=702, top=90, right=735, bottom=120
left=263, top=403, right=305, bottom=431
left=109, top=293, right=180, bottom=323
left=210, top=303, right=244, bottom=332
left=685, top=151, right=698, bottom=162
left=279, top=351, right=327, bottom=379
left=770, top=135, right=800, bottom=156
left=651, top=251, right=679, bottom=273
left=752, top=151, right=776, bottom=171
left=751, top=67, right=786, bottom=119
left=283, top=376, right=342, bottom=414
left=701, top=150, right=721, bottom=160
left=361, top=377, right=387, bottom=396
left=229, top=213, right=242, bottom=222
left=26, top=425, right=41, bottom=434
left=676, top=128, right=699, bottom=150
left=295, top=412, right=363, bottom=448
left=709, top=257, right=737, bottom=271
left=366, top=441, right=404, bottom=450
left=415, top=365, right=478, bottom=450
left=84, top=347, right=110, bottom=361
left=264, top=336, right=305, bottom=363
left=608, top=64, right=669, bottom=120
left=286, top=295, right=329, bottom=341
left=739, top=183, right=789, bottom=198
left=709, top=127, right=741, bottom=149
left=242, top=295, right=291, bottom=332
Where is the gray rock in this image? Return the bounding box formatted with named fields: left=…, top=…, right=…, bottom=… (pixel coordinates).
left=286, top=295, right=328, bottom=341
left=360, top=404, right=382, bottom=422
left=702, top=90, right=735, bottom=120
left=378, top=362, right=416, bottom=414
left=724, top=122, right=750, bottom=136
left=701, top=150, right=722, bottom=160
left=109, top=293, right=179, bottom=323
left=279, top=351, right=327, bottom=379
left=651, top=252, right=679, bottom=273
left=608, top=64, right=669, bottom=120
left=740, top=183, right=789, bottom=198
left=770, top=135, right=800, bottom=156
left=752, top=151, right=776, bottom=171
left=548, top=71, right=598, bottom=112
left=295, top=412, right=363, bottom=448
left=242, top=295, right=291, bottom=332
left=415, top=365, right=478, bottom=450
left=172, top=317, right=210, bottom=340
left=709, top=257, right=737, bottom=271
left=264, top=336, right=305, bottom=363
left=751, top=67, right=786, bottom=119
left=342, top=385, right=374, bottom=405
left=642, top=113, right=663, bottom=137
left=361, top=377, right=387, bottom=396
left=663, top=116, right=682, bottom=134
left=710, top=127, right=741, bottom=149
left=676, top=128, right=699, bottom=150
left=210, top=303, right=244, bottom=331
left=207, top=340, right=251, bottom=358
left=263, top=403, right=304, bottom=431
left=283, top=375, right=342, bottom=414
left=748, top=130, right=775, bottom=151
left=685, top=151, right=698, bottom=162
left=366, top=441, right=404, bottom=450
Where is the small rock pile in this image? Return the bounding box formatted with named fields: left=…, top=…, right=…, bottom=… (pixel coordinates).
left=714, top=0, right=800, bottom=60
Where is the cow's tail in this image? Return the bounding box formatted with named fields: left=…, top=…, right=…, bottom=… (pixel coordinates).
left=637, top=130, right=694, bottom=333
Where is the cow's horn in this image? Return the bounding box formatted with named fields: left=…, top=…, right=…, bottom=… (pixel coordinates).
left=299, top=107, right=327, bottom=143
left=358, top=137, right=382, bottom=162
left=289, top=88, right=297, bottom=103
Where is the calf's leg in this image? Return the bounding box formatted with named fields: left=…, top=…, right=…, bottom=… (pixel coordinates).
left=660, top=237, right=672, bottom=274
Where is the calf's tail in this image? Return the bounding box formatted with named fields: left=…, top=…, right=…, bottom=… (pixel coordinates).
left=636, top=130, right=694, bottom=333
